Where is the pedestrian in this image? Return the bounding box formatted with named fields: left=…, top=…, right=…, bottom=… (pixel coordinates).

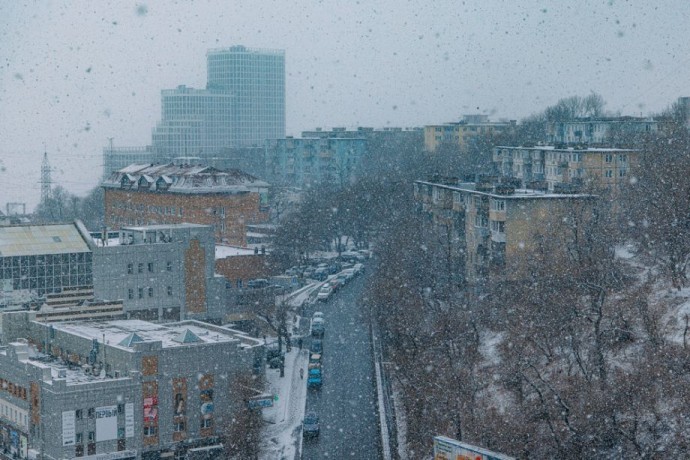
left=298, top=337, right=303, bottom=350
left=300, top=368, right=304, bottom=379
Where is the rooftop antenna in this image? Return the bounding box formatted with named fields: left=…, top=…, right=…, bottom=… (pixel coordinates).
left=40, top=147, right=53, bottom=203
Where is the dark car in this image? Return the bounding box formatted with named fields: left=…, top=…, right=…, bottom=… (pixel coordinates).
left=310, top=339, right=323, bottom=354
left=303, top=412, right=320, bottom=438
left=307, top=368, right=322, bottom=389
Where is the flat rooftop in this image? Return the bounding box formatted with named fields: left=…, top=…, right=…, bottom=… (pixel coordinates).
left=50, top=319, right=262, bottom=350
left=0, top=223, right=90, bottom=257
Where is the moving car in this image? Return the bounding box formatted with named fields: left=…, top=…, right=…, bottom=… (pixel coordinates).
left=303, top=412, right=320, bottom=438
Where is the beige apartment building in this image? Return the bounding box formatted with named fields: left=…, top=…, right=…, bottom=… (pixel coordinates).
left=415, top=178, right=594, bottom=288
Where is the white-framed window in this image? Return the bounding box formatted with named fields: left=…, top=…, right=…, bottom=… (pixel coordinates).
left=605, top=154, right=613, bottom=163
left=492, top=199, right=505, bottom=211
left=491, top=220, right=505, bottom=233
left=605, top=169, right=613, bottom=178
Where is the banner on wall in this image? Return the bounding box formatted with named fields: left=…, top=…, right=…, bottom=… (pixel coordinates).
left=95, top=405, right=118, bottom=442
left=62, top=411, right=75, bottom=446
left=125, top=403, right=134, bottom=438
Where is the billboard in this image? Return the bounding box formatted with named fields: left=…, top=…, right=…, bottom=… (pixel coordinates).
left=143, top=396, right=158, bottom=423
left=433, top=436, right=514, bottom=460
left=95, top=405, right=118, bottom=442
left=62, top=411, right=75, bottom=446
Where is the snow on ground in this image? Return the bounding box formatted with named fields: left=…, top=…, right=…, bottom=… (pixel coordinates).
left=260, top=347, right=309, bottom=460
left=479, top=330, right=504, bottom=368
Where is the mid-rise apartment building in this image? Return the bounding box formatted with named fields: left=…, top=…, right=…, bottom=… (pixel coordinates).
left=265, top=137, right=368, bottom=188
left=424, top=115, right=514, bottom=152
left=492, top=145, right=637, bottom=192
left=0, top=312, right=264, bottom=460
left=546, top=116, right=660, bottom=146
left=415, top=179, right=594, bottom=288
left=102, top=163, right=269, bottom=246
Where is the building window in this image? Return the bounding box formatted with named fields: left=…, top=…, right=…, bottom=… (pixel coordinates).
left=491, top=221, right=505, bottom=233
left=88, top=431, right=95, bottom=441
left=167, top=286, right=173, bottom=296
left=76, top=432, right=83, bottom=444
left=117, top=438, right=126, bottom=451
left=605, top=169, right=613, bottom=178
left=127, top=263, right=133, bottom=275
left=605, top=154, right=613, bottom=163
left=492, top=199, right=505, bottom=211
left=75, top=445, right=84, bottom=457
left=148, top=287, right=154, bottom=298
left=75, top=409, right=83, bottom=420
left=128, top=289, right=134, bottom=300
left=87, top=408, right=95, bottom=419
left=619, top=169, right=627, bottom=177
left=144, top=425, right=157, bottom=437
left=138, top=288, right=144, bottom=299
left=166, top=261, right=173, bottom=272
left=138, top=263, right=144, bottom=274
left=174, top=421, right=186, bottom=432
left=201, top=418, right=213, bottom=429
left=148, top=262, right=154, bottom=273
left=117, top=404, right=125, bottom=414
left=236, top=279, right=243, bottom=289
left=88, top=443, right=96, bottom=455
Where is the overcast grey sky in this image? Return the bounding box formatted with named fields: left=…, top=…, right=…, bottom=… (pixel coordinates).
left=1, top=0, right=690, bottom=209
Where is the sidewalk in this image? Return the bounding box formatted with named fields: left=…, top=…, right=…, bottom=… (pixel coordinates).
left=259, top=344, right=309, bottom=459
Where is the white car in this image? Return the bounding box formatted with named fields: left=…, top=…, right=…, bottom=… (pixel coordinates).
left=316, top=286, right=332, bottom=301
left=342, top=268, right=356, bottom=280
left=313, top=311, right=324, bottom=320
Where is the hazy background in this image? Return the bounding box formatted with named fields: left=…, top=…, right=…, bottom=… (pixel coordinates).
left=2, top=0, right=690, bottom=210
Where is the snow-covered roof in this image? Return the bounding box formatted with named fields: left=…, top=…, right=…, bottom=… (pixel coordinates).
left=0, top=223, right=91, bottom=257
left=102, top=163, right=270, bottom=194
left=494, top=145, right=637, bottom=153
left=48, top=319, right=262, bottom=350
left=215, top=245, right=258, bottom=259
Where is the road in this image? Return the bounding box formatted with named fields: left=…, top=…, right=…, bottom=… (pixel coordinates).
left=301, top=273, right=383, bottom=459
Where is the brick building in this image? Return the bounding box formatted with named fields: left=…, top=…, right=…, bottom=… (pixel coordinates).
left=102, top=163, right=269, bottom=246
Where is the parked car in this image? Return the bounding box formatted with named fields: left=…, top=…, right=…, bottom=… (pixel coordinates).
left=311, top=321, right=325, bottom=338
left=334, top=273, right=348, bottom=287
left=353, top=263, right=364, bottom=274
left=303, top=412, right=320, bottom=438
left=308, top=352, right=322, bottom=370
left=309, top=353, right=322, bottom=367
left=303, top=267, right=315, bottom=279
left=314, top=267, right=329, bottom=281
left=307, top=368, right=322, bottom=389
left=313, top=311, right=324, bottom=320
left=316, top=285, right=332, bottom=301
left=310, top=339, right=323, bottom=354
left=247, top=278, right=269, bottom=289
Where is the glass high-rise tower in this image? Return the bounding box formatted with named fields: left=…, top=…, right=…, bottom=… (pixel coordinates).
left=207, top=45, right=286, bottom=148
left=152, top=45, right=285, bottom=160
